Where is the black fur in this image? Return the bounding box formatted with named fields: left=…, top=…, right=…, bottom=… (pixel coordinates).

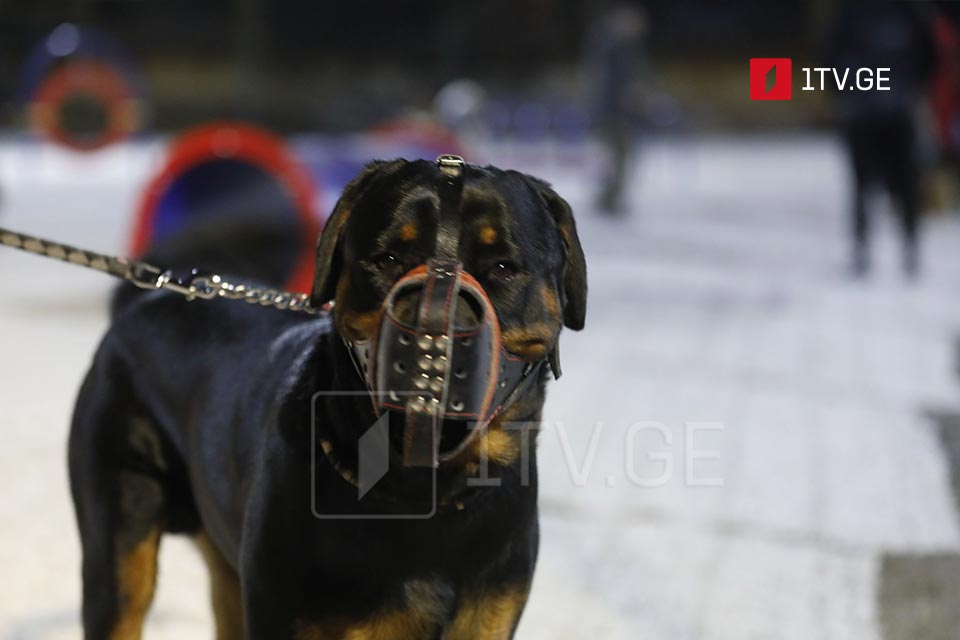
left=68, top=159, right=586, bottom=638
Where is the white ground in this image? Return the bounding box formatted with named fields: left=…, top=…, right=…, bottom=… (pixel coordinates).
left=1, top=136, right=959, bottom=639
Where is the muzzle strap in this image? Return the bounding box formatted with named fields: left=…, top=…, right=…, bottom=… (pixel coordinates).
left=402, top=259, right=462, bottom=467
left=403, top=396, right=439, bottom=468
left=401, top=156, right=465, bottom=467
left=434, top=154, right=465, bottom=261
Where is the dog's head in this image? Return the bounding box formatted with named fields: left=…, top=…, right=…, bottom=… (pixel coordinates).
left=313, top=158, right=585, bottom=344
left=310, top=158, right=586, bottom=467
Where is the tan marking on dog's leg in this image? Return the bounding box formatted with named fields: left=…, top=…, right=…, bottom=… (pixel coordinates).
left=444, top=587, right=529, bottom=640
left=295, top=611, right=430, bottom=640
left=361, top=608, right=435, bottom=639
left=294, top=620, right=344, bottom=640
left=195, top=532, right=244, bottom=640
left=296, top=578, right=447, bottom=640
left=109, top=527, right=161, bottom=640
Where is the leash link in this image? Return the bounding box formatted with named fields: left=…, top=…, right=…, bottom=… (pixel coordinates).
left=0, top=225, right=325, bottom=316
left=128, top=262, right=166, bottom=290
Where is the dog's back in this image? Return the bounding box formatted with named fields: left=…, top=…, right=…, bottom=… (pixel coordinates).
left=111, top=211, right=305, bottom=317
left=70, top=209, right=324, bottom=637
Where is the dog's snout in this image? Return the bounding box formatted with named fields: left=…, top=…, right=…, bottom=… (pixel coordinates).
left=390, top=287, right=421, bottom=326
left=391, top=284, right=483, bottom=329
left=453, top=289, right=484, bottom=328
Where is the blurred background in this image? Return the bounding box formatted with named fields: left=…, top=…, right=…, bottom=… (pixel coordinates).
left=3, top=0, right=960, bottom=638
left=0, top=0, right=836, bottom=131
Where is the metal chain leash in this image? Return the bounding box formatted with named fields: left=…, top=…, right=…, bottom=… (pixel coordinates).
left=0, top=226, right=325, bottom=316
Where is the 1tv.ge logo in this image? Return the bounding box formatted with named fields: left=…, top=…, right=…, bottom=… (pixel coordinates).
left=750, top=58, right=891, bottom=101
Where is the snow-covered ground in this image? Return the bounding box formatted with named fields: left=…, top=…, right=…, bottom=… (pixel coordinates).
left=1, top=135, right=959, bottom=639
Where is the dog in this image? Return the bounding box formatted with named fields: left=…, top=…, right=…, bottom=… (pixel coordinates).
left=68, top=157, right=586, bottom=639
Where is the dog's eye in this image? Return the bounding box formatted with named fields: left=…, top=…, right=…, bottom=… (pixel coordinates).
left=486, top=262, right=518, bottom=283
left=373, top=253, right=401, bottom=273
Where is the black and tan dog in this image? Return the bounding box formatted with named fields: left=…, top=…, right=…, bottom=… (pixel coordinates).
left=68, top=158, right=586, bottom=639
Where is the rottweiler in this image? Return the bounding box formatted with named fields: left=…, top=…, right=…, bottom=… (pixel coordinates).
left=68, top=157, right=587, bottom=639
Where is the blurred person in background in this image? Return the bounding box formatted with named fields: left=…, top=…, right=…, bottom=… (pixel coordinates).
left=926, top=8, right=960, bottom=210
left=826, top=0, right=937, bottom=279
left=586, top=1, right=649, bottom=215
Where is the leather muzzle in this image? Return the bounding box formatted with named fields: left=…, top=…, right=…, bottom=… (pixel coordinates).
left=347, top=258, right=538, bottom=467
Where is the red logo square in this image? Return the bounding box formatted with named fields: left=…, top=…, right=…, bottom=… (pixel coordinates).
left=750, top=58, right=792, bottom=101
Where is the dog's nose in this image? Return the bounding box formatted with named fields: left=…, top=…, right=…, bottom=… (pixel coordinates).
left=391, top=285, right=483, bottom=329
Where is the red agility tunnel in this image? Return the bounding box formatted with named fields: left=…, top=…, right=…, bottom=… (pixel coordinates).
left=132, top=123, right=322, bottom=294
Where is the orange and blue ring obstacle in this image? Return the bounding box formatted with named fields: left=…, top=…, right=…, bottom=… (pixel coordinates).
left=18, top=24, right=147, bottom=152
left=132, top=123, right=323, bottom=294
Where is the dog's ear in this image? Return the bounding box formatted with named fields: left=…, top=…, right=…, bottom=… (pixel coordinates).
left=534, top=181, right=587, bottom=330
left=311, top=160, right=404, bottom=307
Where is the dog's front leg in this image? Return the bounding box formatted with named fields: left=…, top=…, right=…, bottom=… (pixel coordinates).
left=290, top=611, right=440, bottom=640
left=244, top=589, right=445, bottom=640
left=442, top=583, right=531, bottom=640
left=242, top=547, right=451, bottom=640
left=240, top=557, right=302, bottom=639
